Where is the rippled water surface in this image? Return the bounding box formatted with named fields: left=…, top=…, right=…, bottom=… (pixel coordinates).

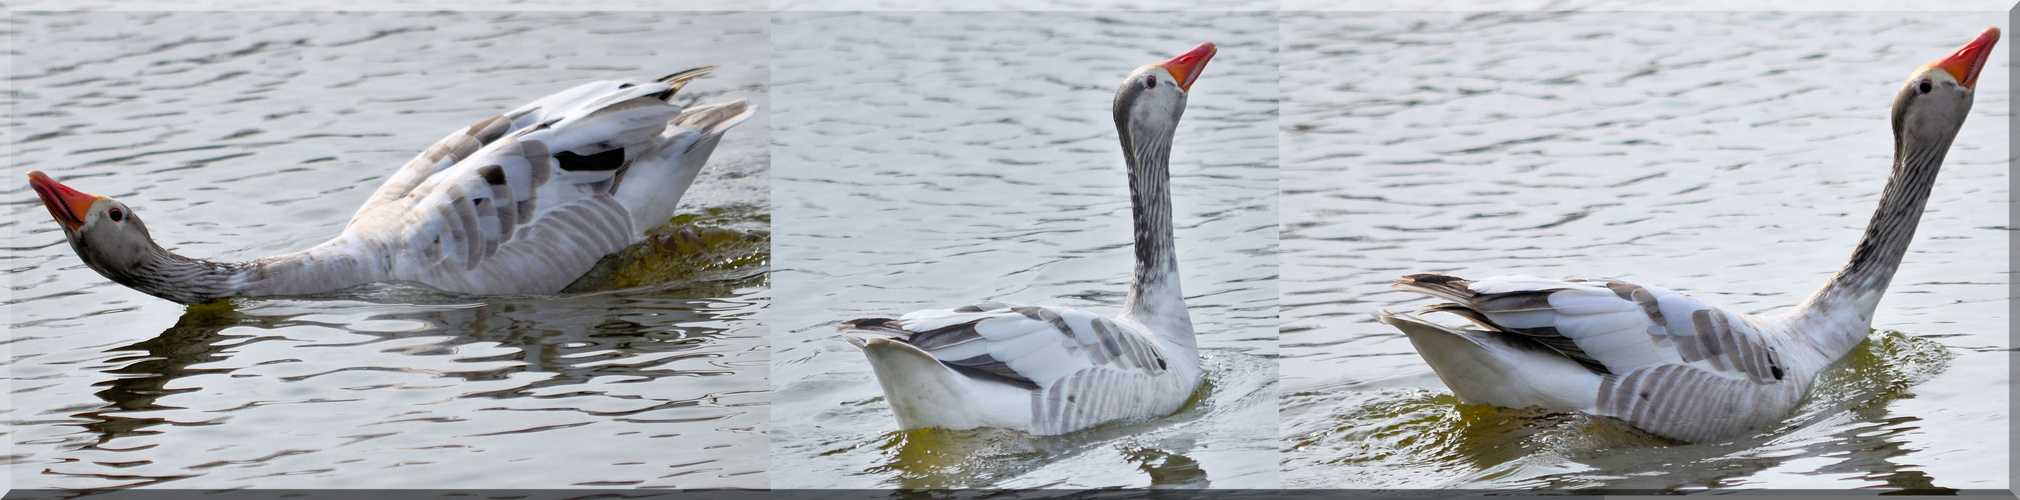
left=769, top=12, right=1280, bottom=489
left=5, top=11, right=772, bottom=488
left=1278, top=12, right=2009, bottom=490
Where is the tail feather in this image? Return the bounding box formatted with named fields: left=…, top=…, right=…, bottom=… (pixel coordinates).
left=1393, top=273, right=1477, bottom=304
left=1377, top=309, right=1491, bottom=350
left=1391, top=274, right=1524, bottom=346
left=1378, top=308, right=1606, bottom=411
left=841, top=317, right=912, bottom=338
left=675, top=100, right=754, bottom=134
left=607, top=99, right=752, bottom=234
left=846, top=332, right=984, bottom=431
left=653, top=66, right=719, bottom=99
left=844, top=320, right=1037, bottom=431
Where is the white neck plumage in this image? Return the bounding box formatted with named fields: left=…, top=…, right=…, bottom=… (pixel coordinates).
left=1788, top=124, right=1958, bottom=359
left=1118, top=115, right=1196, bottom=350
left=84, top=235, right=381, bottom=305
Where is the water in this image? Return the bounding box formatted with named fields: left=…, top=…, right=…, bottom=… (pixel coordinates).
left=4, top=11, right=772, bottom=488
left=6, top=9, right=2009, bottom=493
left=768, top=11, right=1280, bottom=489
left=1278, top=12, right=2009, bottom=490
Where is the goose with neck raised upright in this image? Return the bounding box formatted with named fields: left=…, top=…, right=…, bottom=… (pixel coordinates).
left=1376, top=28, right=1999, bottom=443
left=29, top=68, right=752, bottom=305
left=841, top=42, right=1217, bottom=435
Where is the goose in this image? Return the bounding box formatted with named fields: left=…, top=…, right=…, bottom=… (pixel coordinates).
left=1375, top=27, right=1999, bottom=443
left=838, top=42, right=1217, bottom=435
left=28, top=67, right=753, bottom=305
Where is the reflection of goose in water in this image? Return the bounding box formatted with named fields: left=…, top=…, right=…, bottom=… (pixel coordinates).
left=839, top=42, right=1217, bottom=436
left=868, top=411, right=1218, bottom=489
left=1377, top=28, right=1998, bottom=444
left=1311, top=331, right=1953, bottom=489
left=56, top=284, right=762, bottom=482
left=28, top=68, right=752, bottom=304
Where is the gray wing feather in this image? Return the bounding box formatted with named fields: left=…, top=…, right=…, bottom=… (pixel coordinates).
left=1597, top=363, right=1802, bottom=443
left=876, top=302, right=1172, bottom=388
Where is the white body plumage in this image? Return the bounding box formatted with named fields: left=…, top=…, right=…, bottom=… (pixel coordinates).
left=1380, top=276, right=1823, bottom=443
left=30, top=68, right=752, bottom=304
left=839, top=42, right=1220, bottom=436
left=847, top=302, right=1202, bottom=435
left=1376, top=27, right=1998, bottom=443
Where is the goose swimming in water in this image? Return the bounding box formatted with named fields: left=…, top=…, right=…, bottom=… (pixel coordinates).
left=1376, top=28, right=1999, bottom=443
left=29, top=67, right=752, bottom=305
left=839, top=42, right=1217, bottom=435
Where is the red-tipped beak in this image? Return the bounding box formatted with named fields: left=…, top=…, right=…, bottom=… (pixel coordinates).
left=1156, top=42, right=1217, bottom=92
left=1934, top=26, right=1999, bottom=89
left=27, top=170, right=99, bottom=230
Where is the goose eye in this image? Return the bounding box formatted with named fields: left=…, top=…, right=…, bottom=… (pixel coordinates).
left=1918, top=78, right=1933, bottom=94
left=108, top=207, right=124, bottom=222
left=1143, top=75, right=1157, bottom=89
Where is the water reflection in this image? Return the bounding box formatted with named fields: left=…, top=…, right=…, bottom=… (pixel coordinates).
left=11, top=10, right=773, bottom=489
left=1285, top=331, right=1959, bottom=490
left=46, top=272, right=767, bottom=488
left=858, top=379, right=1219, bottom=490
left=80, top=303, right=243, bottom=451
left=1277, top=11, right=2006, bottom=489
left=769, top=10, right=1280, bottom=488
left=1125, top=446, right=1212, bottom=489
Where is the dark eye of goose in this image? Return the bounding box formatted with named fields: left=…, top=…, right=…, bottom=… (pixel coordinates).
left=108, top=207, right=124, bottom=222
left=1918, top=78, right=1933, bottom=94
left=1143, top=75, right=1157, bottom=89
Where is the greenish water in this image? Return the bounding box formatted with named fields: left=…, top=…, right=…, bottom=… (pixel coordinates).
left=6, top=11, right=773, bottom=489
left=768, top=11, right=1281, bottom=489
left=1278, top=11, right=2008, bottom=490
left=1283, top=331, right=1958, bottom=490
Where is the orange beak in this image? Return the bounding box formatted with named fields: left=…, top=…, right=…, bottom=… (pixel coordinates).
left=27, top=170, right=99, bottom=230
left=1932, top=26, right=1999, bottom=89
left=1156, top=42, right=1217, bottom=92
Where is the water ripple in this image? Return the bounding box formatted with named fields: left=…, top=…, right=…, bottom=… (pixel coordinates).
left=771, top=11, right=1279, bottom=488
left=1280, top=12, right=2008, bottom=490
left=7, top=11, right=772, bottom=489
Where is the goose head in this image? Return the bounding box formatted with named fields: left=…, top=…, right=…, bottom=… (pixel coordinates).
left=28, top=170, right=171, bottom=286
left=1893, top=27, right=1998, bottom=156
left=1113, top=42, right=1217, bottom=164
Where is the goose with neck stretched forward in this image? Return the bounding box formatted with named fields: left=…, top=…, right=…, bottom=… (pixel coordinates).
left=1377, top=27, right=1999, bottom=443
left=29, top=68, right=752, bottom=305
left=840, top=42, right=1217, bottom=436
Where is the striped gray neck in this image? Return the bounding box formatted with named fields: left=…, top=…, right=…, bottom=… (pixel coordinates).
left=89, top=236, right=387, bottom=305
left=1119, top=123, right=1193, bottom=344
left=92, top=245, right=248, bottom=305
left=1794, top=139, right=1952, bottom=355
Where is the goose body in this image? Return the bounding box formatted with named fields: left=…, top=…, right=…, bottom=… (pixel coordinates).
left=1377, top=28, right=1998, bottom=443
left=841, top=42, right=1218, bottom=436
left=846, top=302, right=1201, bottom=435
left=30, top=68, right=752, bottom=304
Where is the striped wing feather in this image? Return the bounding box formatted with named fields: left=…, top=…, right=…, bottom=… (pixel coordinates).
left=344, top=69, right=720, bottom=293
left=869, top=301, right=1175, bottom=434
left=1398, top=274, right=1796, bottom=442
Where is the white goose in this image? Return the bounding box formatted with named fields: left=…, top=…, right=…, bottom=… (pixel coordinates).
left=1377, top=28, right=1999, bottom=443
left=839, top=42, right=1217, bottom=435
left=29, top=68, right=752, bottom=305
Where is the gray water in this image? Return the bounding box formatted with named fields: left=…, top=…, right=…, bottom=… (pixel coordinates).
left=5, top=8, right=2010, bottom=493
left=767, top=11, right=1280, bottom=489
left=4, top=11, right=772, bottom=489
left=1278, top=12, right=2009, bottom=490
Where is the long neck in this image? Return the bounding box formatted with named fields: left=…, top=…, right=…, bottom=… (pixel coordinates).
left=237, top=235, right=388, bottom=297
left=87, top=243, right=250, bottom=305
left=88, top=235, right=385, bottom=305
left=1789, top=134, right=1954, bottom=357
left=1118, top=124, right=1194, bottom=345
